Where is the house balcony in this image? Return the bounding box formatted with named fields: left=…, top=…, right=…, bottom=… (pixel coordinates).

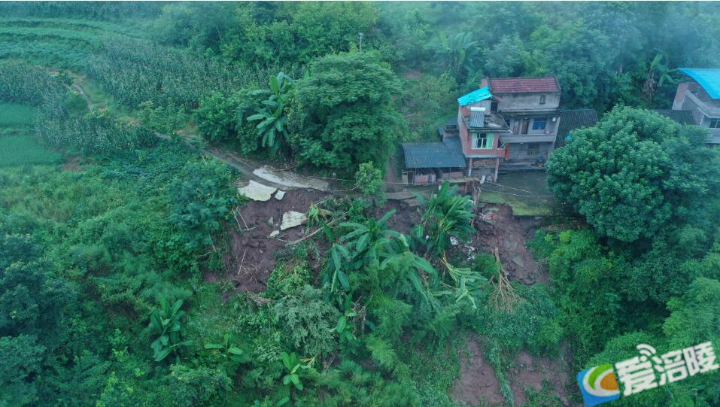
left=500, top=134, right=557, bottom=144
left=684, top=90, right=720, bottom=118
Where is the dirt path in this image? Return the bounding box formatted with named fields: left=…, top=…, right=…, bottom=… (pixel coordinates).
left=70, top=83, right=93, bottom=111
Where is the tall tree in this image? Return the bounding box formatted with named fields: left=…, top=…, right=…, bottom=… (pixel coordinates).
left=547, top=107, right=720, bottom=242
left=294, top=52, right=403, bottom=174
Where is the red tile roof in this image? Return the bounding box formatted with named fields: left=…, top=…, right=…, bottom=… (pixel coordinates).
left=489, top=77, right=560, bottom=94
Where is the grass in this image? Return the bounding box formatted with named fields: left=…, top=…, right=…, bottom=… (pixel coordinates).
left=0, top=103, right=38, bottom=127
left=0, top=135, right=63, bottom=167
left=481, top=172, right=555, bottom=217
left=481, top=191, right=553, bottom=217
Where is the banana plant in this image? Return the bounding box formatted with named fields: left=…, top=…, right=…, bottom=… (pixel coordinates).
left=329, top=296, right=358, bottom=342
left=323, top=243, right=351, bottom=293
left=281, top=351, right=307, bottom=391
left=339, top=209, right=400, bottom=266
left=416, top=182, right=475, bottom=257
left=204, top=333, right=250, bottom=363
left=247, top=72, right=294, bottom=156
left=433, top=257, right=486, bottom=309
left=149, top=298, right=193, bottom=362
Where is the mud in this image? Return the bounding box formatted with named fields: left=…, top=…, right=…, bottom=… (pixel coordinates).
left=220, top=188, right=328, bottom=292
left=452, top=339, right=505, bottom=406
left=509, top=350, right=577, bottom=407
left=472, top=204, right=544, bottom=285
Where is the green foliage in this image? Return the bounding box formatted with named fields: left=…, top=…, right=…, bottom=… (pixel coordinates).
left=548, top=107, right=720, bottom=243
left=36, top=110, right=158, bottom=155
left=273, top=285, right=340, bottom=357
left=169, top=160, right=237, bottom=251
left=247, top=72, right=295, bottom=156
left=355, top=162, right=386, bottom=207
left=195, top=92, right=240, bottom=143
left=221, top=2, right=378, bottom=66
left=0, top=60, right=67, bottom=105
left=0, top=335, right=45, bottom=407
left=266, top=261, right=312, bottom=299
left=280, top=351, right=309, bottom=391
left=294, top=52, right=402, bottom=175
left=416, top=182, right=475, bottom=257
left=0, top=135, right=63, bottom=167
left=149, top=298, right=192, bottom=362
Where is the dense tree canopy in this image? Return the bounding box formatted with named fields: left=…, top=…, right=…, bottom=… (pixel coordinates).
left=293, top=52, right=402, bottom=174
left=547, top=107, right=720, bottom=242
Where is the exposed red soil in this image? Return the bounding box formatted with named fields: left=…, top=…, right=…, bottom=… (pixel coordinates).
left=452, top=339, right=505, bottom=406
left=472, top=204, right=544, bottom=285
left=219, top=188, right=328, bottom=292
left=509, top=349, right=579, bottom=407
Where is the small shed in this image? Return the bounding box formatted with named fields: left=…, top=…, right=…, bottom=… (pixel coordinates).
left=402, top=137, right=466, bottom=185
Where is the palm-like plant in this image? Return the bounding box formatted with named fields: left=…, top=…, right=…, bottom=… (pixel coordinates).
left=247, top=72, right=294, bottom=155
left=417, top=182, right=475, bottom=257
left=149, top=298, right=193, bottom=362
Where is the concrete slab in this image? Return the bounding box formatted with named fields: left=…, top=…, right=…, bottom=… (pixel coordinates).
left=281, top=211, right=308, bottom=231
left=238, top=180, right=277, bottom=202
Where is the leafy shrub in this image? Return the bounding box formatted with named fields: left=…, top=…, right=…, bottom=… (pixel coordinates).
left=272, top=285, right=340, bottom=357
left=266, top=261, right=312, bottom=299
left=169, top=160, right=237, bottom=250
left=355, top=162, right=386, bottom=207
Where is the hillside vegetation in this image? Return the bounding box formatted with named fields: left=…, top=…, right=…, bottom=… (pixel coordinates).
left=0, top=3, right=719, bottom=407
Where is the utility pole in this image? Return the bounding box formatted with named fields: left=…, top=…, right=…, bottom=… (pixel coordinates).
left=358, top=33, right=364, bottom=53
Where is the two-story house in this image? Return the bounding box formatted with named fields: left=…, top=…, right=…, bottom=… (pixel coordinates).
left=671, top=68, right=720, bottom=145
left=487, top=77, right=562, bottom=167
left=402, top=76, right=564, bottom=184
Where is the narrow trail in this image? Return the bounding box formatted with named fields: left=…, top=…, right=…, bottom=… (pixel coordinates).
left=70, top=83, right=93, bottom=111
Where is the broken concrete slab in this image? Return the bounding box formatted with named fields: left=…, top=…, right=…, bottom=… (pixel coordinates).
left=280, top=211, right=308, bottom=231
left=512, top=256, right=525, bottom=267
left=269, top=230, right=280, bottom=238
left=238, top=180, right=277, bottom=202
left=386, top=191, right=416, bottom=200
left=275, top=190, right=286, bottom=201
left=253, top=165, right=329, bottom=191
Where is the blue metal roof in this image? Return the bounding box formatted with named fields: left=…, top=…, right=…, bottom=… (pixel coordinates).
left=679, top=68, right=720, bottom=99
left=458, top=86, right=492, bottom=106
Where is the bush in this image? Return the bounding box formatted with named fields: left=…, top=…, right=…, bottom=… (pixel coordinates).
left=355, top=162, right=386, bottom=207
left=272, top=285, right=340, bottom=357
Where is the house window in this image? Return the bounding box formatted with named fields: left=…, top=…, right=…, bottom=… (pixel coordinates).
left=540, top=95, right=546, bottom=104
left=710, top=118, right=720, bottom=129
left=527, top=143, right=540, bottom=156
left=532, top=118, right=547, bottom=130
left=472, top=133, right=494, bottom=149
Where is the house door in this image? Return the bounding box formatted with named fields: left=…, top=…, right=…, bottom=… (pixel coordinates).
left=521, top=119, right=529, bottom=134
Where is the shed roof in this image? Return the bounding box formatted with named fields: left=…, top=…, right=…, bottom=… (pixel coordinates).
left=458, top=86, right=492, bottom=106
left=558, top=109, right=598, bottom=137
left=402, top=137, right=466, bottom=169
left=653, top=109, right=695, bottom=125
left=679, top=68, right=720, bottom=99
left=489, top=77, right=560, bottom=94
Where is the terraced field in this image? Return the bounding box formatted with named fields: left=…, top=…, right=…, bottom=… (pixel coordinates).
left=0, top=102, right=62, bottom=166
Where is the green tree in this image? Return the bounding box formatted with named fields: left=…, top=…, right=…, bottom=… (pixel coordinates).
left=547, top=107, right=720, bottom=242
left=247, top=73, right=295, bottom=156
left=355, top=162, right=386, bottom=207
left=415, top=182, right=475, bottom=257
left=294, top=52, right=403, bottom=175
left=169, top=160, right=237, bottom=250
